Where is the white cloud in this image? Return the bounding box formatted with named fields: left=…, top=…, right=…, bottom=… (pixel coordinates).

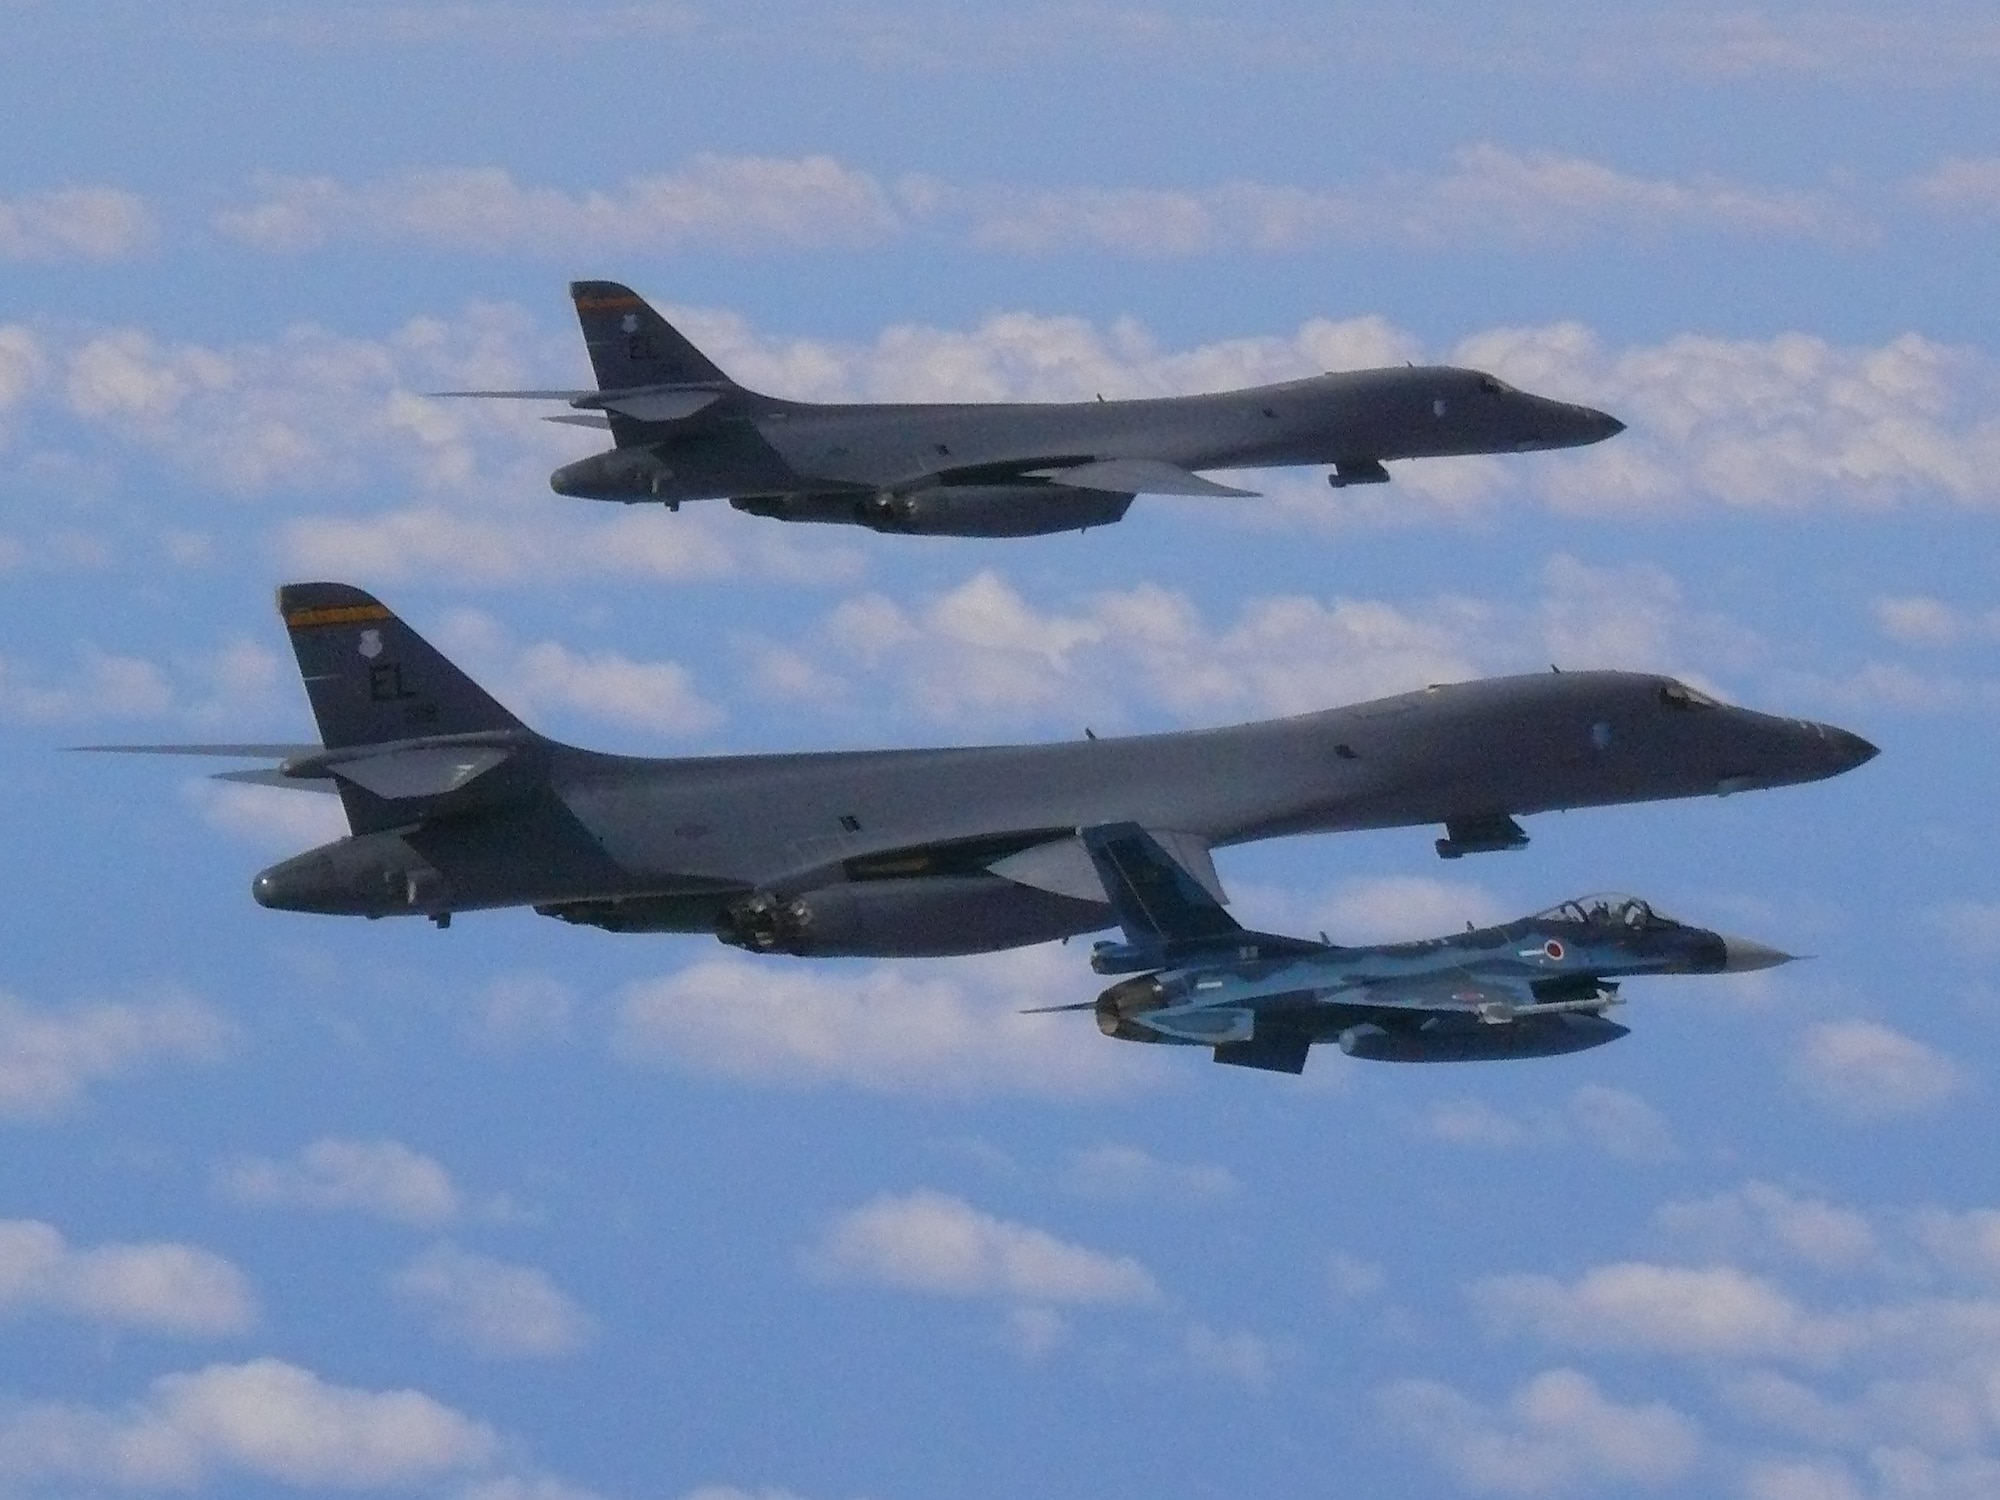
left=1472, top=1262, right=1847, bottom=1363
left=614, top=945, right=1152, bottom=1099
left=1380, top=1368, right=1701, bottom=1496
left=1871, top=595, right=2000, bottom=648
left=1310, top=875, right=1510, bottom=944
left=393, top=1243, right=595, bottom=1358
left=0, top=325, right=44, bottom=415
left=182, top=777, right=348, bottom=850
left=1416, top=1087, right=1675, bottom=1163
left=1182, top=1322, right=1273, bottom=1389
left=215, top=1136, right=462, bottom=1227
left=960, top=146, right=1840, bottom=260
left=1912, top=158, right=2000, bottom=213
left=217, top=149, right=1848, bottom=263
left=1060, top=1144, right=1236, bottom=1201
left=0, top=1358, right=498, bottom=1490
left=1420, top=1098, right=1561, bottom=1152
left=1911, top=1208, right=2000, bottom=1286
left=0, top=988, right=231, bottom=1119
left=1567, top=1085, right=1679, bottom=1164
left=809, top=1190, right=1160, bottom=1305
left=1738, top=1456, right=1865, bottom=1500
left=1328, top=1252, right=1387, bottom=1301
left=765, top=555, right=1768, bottom=734
left=216, top=158, right=901, bottom=254
left=468, top=974, right=575, bottom=1048
left=279, top=500, right=861, bottom=591
left=1928, top=900, right=2000, bottom=962
left=0, top=187, right=156, bottom=262
left=433, top=609, right=722, bottom=738
left=1654, top=1182, right=1880, bottom=1273
left=1791, top=1021, right=1967, bottom=1120
left=0, top=646, right=174, bottom=723
left=0, top=1219, right=255, bottom=1336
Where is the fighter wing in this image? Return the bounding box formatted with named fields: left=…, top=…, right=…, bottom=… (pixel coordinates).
left=1025, top=458, right=1259, bottom=498
left=1349, top=971, right=1537, bottom=1016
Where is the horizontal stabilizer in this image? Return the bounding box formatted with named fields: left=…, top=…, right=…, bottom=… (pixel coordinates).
left=544, top=413, right=613, bottom=430
left=1033, top=458, right=1258, bottom=498
left=432, top=388, right=598, bottom=401
left=324, top=744, right=513, bottom=799
left=436, top=385, right=720, bottom=422
left=212, top=767, right=340, bottom=795
left=73, top=742, right=320, bottom=759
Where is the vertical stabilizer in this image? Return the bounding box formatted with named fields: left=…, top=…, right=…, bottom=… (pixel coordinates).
left=569, top=280, right=733, bottom=392
left=277, top=583, right=524, bottom=751
left=1081, top=823, right=1245, bottom=946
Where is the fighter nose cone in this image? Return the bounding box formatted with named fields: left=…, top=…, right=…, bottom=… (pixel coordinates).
left=1720, top=936, right=1797, bottom=973
left=1826, top=726, right=1879, bottom=769
left=1587, top=408, right=1625, bottom=440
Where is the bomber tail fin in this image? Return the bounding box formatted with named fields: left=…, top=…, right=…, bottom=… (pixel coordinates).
left=277, top=583, right=523, bottom=750
left=569, top=279, right=735, bottom=393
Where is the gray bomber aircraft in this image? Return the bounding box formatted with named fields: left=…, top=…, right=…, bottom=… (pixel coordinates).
left=1030, top=823, right=1798, bottom=1073
left=82, top=584, right=1877, bottom=957
left=437, top=280, right=1626, bottom=538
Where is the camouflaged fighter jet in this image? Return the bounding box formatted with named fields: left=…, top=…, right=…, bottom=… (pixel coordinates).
left=1027, top=824, right=1798, bottom=1073
left=81, top=584, right=1873, bottom=956
left=435, top=280, right=1626, bottom=538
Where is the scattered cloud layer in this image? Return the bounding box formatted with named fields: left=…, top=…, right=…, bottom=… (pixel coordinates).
left=0, top=187, right=155, bottom=262
left=0, top=1358, right=499, bottom=1490
left=1790, top=1019, right=1968, bottom=1120
left=393, top=1243, right=596, bottom=1358
left=1381, top=1367, right=1701, bottom=1497
left=0, top=1219, right=255, bottom=1336
left=615, top=946, right=1153, bottom=1099
left=209, top=148, right=1871, bottom=262
left=215, top=158, right=900, bottom=254
left=433, top=609, right=723, bottom=739
left=1416, top=1085, right=1679, bottom=1163
left=809, top=1190, right=1161, bottom=1305
left=748, top=555, right=1757, bottom=734
left=215, top=1136, right=463, bottom=1226
left=0, top=987, right=232, bottom=1120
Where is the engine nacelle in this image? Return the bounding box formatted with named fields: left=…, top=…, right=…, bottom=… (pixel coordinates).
left=715, top=875, right=1109, bottom=957
left=1337, top=1013, right=1628, bottom=1063
left=733, top=484, right=1133, bottom=538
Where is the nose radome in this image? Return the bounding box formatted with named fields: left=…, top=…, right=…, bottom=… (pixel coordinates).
left=1827, top=726, right=1879, bottom=768
left=1721, top=936, right=1797, bottom=973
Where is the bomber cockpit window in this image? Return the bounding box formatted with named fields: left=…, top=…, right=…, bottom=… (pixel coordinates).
left=1659, top=680, right=1721, bottom=711
left=1476, top=374, right=1515, bottom=395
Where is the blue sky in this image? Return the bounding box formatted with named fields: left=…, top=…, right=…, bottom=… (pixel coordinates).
left=4, top=4, right=2000, bottom=1497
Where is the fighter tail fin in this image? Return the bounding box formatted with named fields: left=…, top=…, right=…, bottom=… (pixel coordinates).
left=277, top=582, right=525, bottom=751
left=1081, top=823, right=1245, bottom=946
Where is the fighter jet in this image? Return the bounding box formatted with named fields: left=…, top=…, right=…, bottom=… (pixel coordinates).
left=436, top=281, right=1626, bottom=538
left=1029, top=823, right=1797, bottom=1073
left=81, top=583, right=1872, bottom=956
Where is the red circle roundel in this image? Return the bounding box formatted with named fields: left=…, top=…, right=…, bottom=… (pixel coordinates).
left=1544, top=939, right=1565, bottom=961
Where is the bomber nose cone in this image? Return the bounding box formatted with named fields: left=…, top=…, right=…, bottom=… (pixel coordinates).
left=1720, top=936, right=1797, bottom=973
left=1826, top=726, right=1879, bottom=769
left=251, top=870, right=283, bottom=909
